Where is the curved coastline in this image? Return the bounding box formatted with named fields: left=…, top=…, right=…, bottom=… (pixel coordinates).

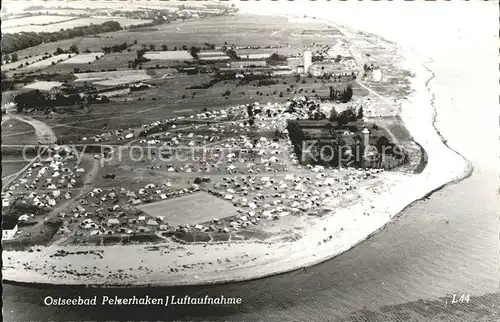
left=421, top=56, right=474, bottom=184
left=2, top=28, right=473, bottom=288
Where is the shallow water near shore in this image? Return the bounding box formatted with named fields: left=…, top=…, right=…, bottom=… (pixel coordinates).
left=3, top=1, right=499, bottom=321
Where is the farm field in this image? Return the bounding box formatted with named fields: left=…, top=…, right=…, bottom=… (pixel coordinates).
left=199, top=55, right=230, bottom=61
left=42, top=51, right=141, bottom=74
left=9, top=14, right=339, bottom=60
left=24, top=81, right=63, bottom=91
left=137, top=191, right=238, bottom=226
left=144, top=51, right=193, bottom=61
left=60, top=52, right=105, bottom=64
left=74, top=70, right=152, bottom=85
left=198, top=51, right=228, bottom=57
left=2, top=54, right=74, bottom=72
left=1, top=15, right=78, bottom=29
left=27, top=54, right=74, bottom=69
left=2, top=17, right=153, bottom=34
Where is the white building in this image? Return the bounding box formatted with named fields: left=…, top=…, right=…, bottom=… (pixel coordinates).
left=230, top=60, right=267, bottom=69
left=373, top=68, right=382, bottom=82
left=303, top=50, right=312, bottom=74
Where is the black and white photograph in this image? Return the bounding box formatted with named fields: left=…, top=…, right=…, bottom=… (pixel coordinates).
left=1, top=0, right=499, bottom=321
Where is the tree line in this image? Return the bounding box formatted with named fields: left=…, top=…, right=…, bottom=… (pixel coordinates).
left=1, top=21, right=122, bottom=55
left=14, top=89, right=110, bottom=113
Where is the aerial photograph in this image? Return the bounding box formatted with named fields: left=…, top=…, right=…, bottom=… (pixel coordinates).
left=1, top=0, right=499, bottom=321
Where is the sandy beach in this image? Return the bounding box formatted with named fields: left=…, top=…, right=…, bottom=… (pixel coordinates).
left=2, top=16, right=472, bottom=287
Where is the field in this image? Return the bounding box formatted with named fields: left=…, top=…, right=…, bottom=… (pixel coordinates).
left=1, top=160, right=29, bottom=179
left=199, top=55, right=230, bottom=61
left=24, top=81, right=63, bottom=91
left=143, top=51, right=193, bottom=61
left=10, top=14, right=341, bottom=60
left=74, top=70, right=151, bottom=85
left=29, top=54, right=74, bottom=69
left=7, top=14, right=364, bottom=146
left=137, top=191, right=238, bottom=226
left=2, top=17, right=153, bottom=34
left=2, top=54, right=74, bottom=72
left=60, top=52, right=105, bottom=64
left=1, top=118, right=38, bottom=145
left=33, top=72, right=367, bottom=143
left=2, top=15, right=78, bottom=30
left=198, top=51, right=227, bottom=57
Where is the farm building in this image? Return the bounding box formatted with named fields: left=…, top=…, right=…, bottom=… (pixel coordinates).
left=230, top=60, right=267, bottom=69
left=308, top=62, right=358, bottom=77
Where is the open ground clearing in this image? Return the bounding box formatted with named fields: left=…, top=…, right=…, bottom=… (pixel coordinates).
left=138, top=192, right=238, bottom=227
left=23, top=81, right=64, bottom=91
left=74, top=70, right=151, bottom=86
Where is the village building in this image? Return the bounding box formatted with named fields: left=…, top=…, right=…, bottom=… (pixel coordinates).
left=230, top=60, right=267, bottom=69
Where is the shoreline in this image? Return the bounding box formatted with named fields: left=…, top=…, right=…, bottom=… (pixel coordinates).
left=2, top=20, right=473, bottom=288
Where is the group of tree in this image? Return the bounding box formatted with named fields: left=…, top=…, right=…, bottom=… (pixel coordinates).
left=101, top=42, right=130, bottom=54
left=204, top=43, right=216, bottom=50
left=312, top=55, right=325, bottom=62
left=189, top=46, right=201, bottom=59
left=225, top=48, right=239, bottom=60
left=266, top=53, right=287, bottom=65
left=363, top=63, right=376, bottom=72
left=329, top=105, right=363, bottom=126
left=329, top=85, right=353, bottom=103
left=2, top=53, right=19, bottom=63
left=220, top=44, right=239, bottom=60
left=128, top=49, right=151, bottom=68
left=257, top=79, right=278, bottom=87
left=1, top=72, right=14, bottom=91
left=186, top=77, right=218, bottom=89
left=1, top=21, right=122, bottom=54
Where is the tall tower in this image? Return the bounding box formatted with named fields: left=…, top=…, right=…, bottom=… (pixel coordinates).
left=362, top=128, right=370, bottom=148
left=303, top=50, right=312, bottom=75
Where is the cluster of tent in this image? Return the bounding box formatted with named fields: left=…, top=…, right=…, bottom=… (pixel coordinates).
left=2, top=146, right=81, bottom=212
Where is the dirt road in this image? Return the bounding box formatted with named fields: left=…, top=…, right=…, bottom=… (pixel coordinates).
left=4, top=114, right=57, bottom=144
